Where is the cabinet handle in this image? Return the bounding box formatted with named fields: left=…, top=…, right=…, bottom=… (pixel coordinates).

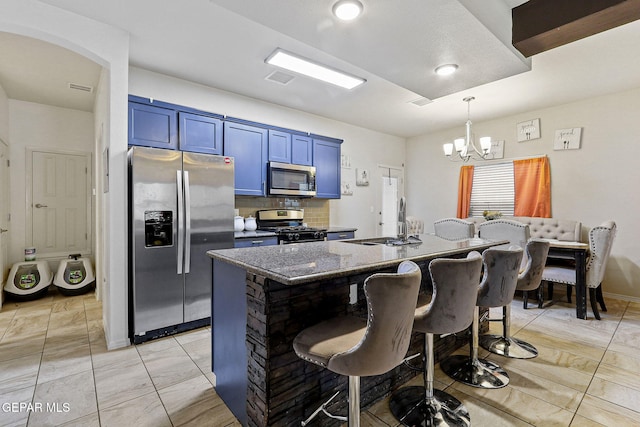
left=338, top=234, right=347, bottom=238
left=251, top=240, right=264, bottom=245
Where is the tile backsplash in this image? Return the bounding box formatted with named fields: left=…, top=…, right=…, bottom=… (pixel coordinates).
left=235, top=197, right=330, bottom=228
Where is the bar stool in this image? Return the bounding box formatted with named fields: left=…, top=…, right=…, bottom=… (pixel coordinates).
left=479, top=240, right=549, bottom=359
left=388, top=251, right=483, bottom=427
left=440, top=246, right=523, bottom=389
left=293, top=261, right=422, bottom=427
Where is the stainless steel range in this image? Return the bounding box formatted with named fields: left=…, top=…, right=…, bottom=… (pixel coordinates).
left=256, top=209, right=326, bottom=244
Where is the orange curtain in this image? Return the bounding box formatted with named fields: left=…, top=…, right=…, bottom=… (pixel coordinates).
left=514, top=156, right=551, bottom=217
left=456, top=165, right=474, bottom=218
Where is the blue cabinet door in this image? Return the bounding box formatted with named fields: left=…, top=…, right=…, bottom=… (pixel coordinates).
left=224, top=122, right=268, bottom=196
left=179, top=112, right=223, bottom=154
left=292, top=135, right=313, bottom=166
left=128, top=102, right=177, bottom=149
left=313, top=139, right=341, bottom=199
left=268, top=130, right=291, bottom=163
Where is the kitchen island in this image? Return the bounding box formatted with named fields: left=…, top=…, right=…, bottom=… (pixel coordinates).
left=207, top=235, right=503, bottom=426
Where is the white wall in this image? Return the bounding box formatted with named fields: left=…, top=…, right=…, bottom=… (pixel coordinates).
left=7, top=101, right=94, bottom=264
left=0, top=85, right=9, bottom=143
left=129, top=67, right=406, bottom=237
left=407, top=87, right=640, bottom=301
left=1, top=0, right=130, bottom=349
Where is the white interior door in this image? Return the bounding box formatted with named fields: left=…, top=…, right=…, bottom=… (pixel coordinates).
left=29, top=150, right=91, bottom=257
left=378, top=166, right=403, bottom=237
left=0, top=140, right=9, bottom=308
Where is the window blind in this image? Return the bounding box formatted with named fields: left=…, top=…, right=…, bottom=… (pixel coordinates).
left=469, top=162, right=515, bottom=217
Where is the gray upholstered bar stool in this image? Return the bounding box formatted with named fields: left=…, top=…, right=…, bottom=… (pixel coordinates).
left=388, top=251, right=483, bottom=427
left=434, top=218, right=475, bottom=240
left=293, top=261, right=421, bottom=427
left=440, top=246, right=523, bottom=389
left=479, top=240, right=549, bottom=359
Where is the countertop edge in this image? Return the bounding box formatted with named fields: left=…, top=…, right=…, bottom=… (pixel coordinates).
left=208, top=239, right=502, bottom=286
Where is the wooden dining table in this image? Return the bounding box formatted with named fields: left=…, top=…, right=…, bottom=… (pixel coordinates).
left=544, top=239, right=590, bottom=320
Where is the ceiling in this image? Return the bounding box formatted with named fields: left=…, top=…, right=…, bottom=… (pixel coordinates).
left=1, top=0, right=640, bottom=138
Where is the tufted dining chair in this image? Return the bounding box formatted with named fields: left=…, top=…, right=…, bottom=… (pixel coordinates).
left=479, top=239, right=550, bottom=359
left=478, top=219, right=530, bottom=270
left=542, top=221, right=617, bottom=320
left=433, top=218, right=475, bottom=240
left=406, top=216, right=424, bottom=235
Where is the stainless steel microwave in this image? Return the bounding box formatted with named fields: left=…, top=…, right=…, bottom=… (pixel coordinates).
left=268, top=161, right=316, bottom=197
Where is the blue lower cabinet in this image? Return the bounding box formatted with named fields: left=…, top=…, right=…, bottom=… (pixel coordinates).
left=179, top=112, right=223, bottom=154
left=313, top=138, right=342, bottom=199
left=234, top=236, right=278, bottom=248
left=224, top=121, right=268, bottom=196
left=128, top=102, right=177, bottom=149
left=326, top=231, right=355, bottom=241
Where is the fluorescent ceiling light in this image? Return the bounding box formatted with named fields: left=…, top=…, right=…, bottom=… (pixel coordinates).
left=332, top=0, right=364, bottom=21
left=435, top=64, right=458, bottom=76
left=265, top=48, right=366, bottom=90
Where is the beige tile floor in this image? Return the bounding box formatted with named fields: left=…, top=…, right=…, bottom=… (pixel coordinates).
left=1, top=287, right=639, bottom=426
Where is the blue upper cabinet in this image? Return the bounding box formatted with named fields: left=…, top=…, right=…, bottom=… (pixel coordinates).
left=268, top=130, right=291, bottom=163
left=179, top=112, right=223, bottom=155
left=313, top=138, right=342, bottom=199
left=128, top=101, right=177, bottom=150
left=291, top=135, right=313, bottom=166
left=224, top=121, right=268, bottom=196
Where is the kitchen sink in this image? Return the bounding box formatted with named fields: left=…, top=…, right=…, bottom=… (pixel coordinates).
left=342, top=236, right=422, bottom=246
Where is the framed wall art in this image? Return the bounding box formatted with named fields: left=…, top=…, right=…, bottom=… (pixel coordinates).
left=553, top=128, right=582, bottom=150
left=517, top=119, right=541, bottom=142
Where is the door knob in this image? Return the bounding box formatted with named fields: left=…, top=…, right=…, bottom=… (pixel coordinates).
left=35, top=203, right=48, bottom=208
left=0, top=228, right=7, bottom=233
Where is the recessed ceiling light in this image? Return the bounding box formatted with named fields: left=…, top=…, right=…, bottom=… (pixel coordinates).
left=332, top=0, right=364, bottom=21
left=265, top=48, right=366, bottom=90
left=435, top=64, right=459, bottom=76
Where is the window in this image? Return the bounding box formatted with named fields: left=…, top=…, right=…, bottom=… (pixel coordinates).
left=469, top=162, right=515, bottom=217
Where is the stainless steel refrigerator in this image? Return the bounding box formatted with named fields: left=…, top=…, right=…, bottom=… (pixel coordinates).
left=128, top=146, right=234, bottom=344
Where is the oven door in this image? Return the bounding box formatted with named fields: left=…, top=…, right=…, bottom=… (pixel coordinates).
left=268, top=162, right=316, bottom=197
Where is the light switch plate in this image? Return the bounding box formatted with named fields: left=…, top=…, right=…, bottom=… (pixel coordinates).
left=517, top=118, right=541, bottom=142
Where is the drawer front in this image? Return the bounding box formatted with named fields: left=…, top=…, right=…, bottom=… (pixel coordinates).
left=234, top=237, right=278, bottom=248
left=326, top=231, right=355, bottom=241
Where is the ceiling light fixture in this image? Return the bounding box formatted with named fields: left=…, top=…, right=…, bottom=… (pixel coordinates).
left=332, top=0, right=364, bottom=21
left=443, top=97, right=492, bottom=162
left=265, top=48, right=366, bottom=90
left=435, top=64, right=458, bottom=76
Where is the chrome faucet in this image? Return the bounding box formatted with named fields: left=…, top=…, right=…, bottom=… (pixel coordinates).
left=398, top=197, right=407, bottom=241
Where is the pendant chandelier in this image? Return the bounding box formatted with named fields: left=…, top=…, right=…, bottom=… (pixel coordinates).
left=443, top=97, right=492, bottom=162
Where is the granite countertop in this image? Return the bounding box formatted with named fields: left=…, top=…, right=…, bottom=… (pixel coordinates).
left=208, top=234, right=503, bottom=286
left=234, top=230, right=277, bottom=239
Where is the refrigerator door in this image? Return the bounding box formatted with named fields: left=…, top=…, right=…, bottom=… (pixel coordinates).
left=182, top=152, right=235, bottom=322
left=130, top=147, right=184, bottom=334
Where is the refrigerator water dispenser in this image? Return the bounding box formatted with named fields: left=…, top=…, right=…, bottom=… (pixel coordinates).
left=145, top=211, right=173, bottom=247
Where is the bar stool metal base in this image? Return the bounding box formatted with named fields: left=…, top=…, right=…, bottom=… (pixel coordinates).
left=440, top=355, right=509, bottom=389
left=479, top=335, right=538, bottom=359
left=389, top=386, right=470, bottom=427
